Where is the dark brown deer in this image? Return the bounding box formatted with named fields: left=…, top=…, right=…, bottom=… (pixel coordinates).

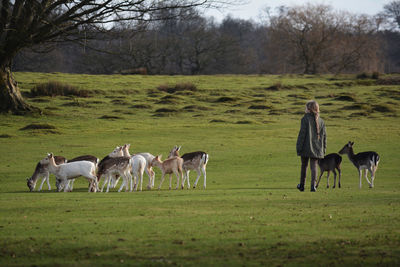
left=339, top=141, right=380, bottom=188
left=315, top=153, right=342, bottom=189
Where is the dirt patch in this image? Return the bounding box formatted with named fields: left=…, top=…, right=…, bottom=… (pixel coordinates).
left=130, top=104, right=151, bottom=109
left=99, top=115, right=123, bottom=120
left=248, top=105, right=271, bottom=110
left=335, top=94, right=357, bottom=102
left=183, top=105, right=211, bottom=111
left=372, top=104, right=395, bottom=113
left=20, top=123, right=56, bottom=130
left=210, top=119, right=227, bottom=123
left=236, top=120, right=254, bottom=124
left=215, top=96, right=237, bottom=103
left=155, top=108, right=178, bottom=113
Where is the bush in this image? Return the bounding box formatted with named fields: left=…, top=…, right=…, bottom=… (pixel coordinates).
left=30, top=81, right=91, bottom=97
left=356, top=72, right=369, bottom=79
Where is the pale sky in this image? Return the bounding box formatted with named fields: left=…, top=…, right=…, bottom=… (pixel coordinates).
left=205, top=0, right=392, bottom=21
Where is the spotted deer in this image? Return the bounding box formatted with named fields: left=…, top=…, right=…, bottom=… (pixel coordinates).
left=168, top=146, right=209, bottom=189
left=339, top=141, right=380, bottom=188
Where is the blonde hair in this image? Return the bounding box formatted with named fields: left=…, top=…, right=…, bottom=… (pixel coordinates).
left=305, top=100, right=320, bottom=140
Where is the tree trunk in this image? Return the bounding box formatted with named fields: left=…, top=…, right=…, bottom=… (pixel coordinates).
left=0, top=65, right=38, bottom=114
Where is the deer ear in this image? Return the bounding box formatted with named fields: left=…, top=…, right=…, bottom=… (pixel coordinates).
left=159, top=155, right=162, bottom=160
left=351, top=141, right=354, bottom=146
left=177, top=146, right=181, bottom=151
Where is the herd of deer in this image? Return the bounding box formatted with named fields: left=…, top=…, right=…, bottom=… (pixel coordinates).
left=26, top=141, right=380, bottom=192
left=27, top=145, right=208, bottom=192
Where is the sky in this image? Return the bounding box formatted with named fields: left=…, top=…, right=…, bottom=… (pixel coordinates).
left=204, top=0, right=392, bottom=22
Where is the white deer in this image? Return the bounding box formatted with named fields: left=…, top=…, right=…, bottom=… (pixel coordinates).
left=121, top=144, right=146, bottom=191
left=339, top=141, right=380, bottom=188
left=40, top=153, right=98, bottom=192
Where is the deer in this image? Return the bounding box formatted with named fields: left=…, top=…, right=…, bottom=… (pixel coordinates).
left=63, top=155, right=99, bottom=192
left=26, top=156, right=67, bottom=192
left=315, top=153, right=342, bottom=189
left=168, top=146, right=209, bottom=189
left=339, top=141, right=380, bottom=188
left=121, top=144, right=146, bottom=191
left=151, top=155, right=183, bottom=190
left=40, top=153, right=98, bottom=192
left=97, top=147, right=132, bottom=193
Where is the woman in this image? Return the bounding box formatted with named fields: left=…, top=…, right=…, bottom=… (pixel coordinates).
left=296, top=100, right=326, bottom=192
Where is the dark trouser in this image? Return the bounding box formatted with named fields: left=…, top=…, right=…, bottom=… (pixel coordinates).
left=300, top=157, right=318, bottom=188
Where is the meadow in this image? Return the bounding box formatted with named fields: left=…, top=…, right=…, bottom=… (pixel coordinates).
left=0, top=72, right=399, bottom=266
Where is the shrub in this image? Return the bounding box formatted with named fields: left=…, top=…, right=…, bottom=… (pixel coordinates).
left=371, top=72, right=380, bottom=79
left=356, top=72, right=369, bottom=79
left=30, top=81, right=90, bottom=97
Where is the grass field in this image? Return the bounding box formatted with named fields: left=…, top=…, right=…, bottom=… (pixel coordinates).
left=0, top=72, right=399, bottom=266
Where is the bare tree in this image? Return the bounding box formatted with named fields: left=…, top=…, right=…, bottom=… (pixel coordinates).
left=383, top=0, right=400, bottom=29
left=265, top=4, right=381, bottom=74
left=0, top=0, right=234, bottom=114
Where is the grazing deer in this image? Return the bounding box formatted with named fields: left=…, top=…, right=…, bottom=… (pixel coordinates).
left=339, top=141, right=380, bottom=188
left=27, top=156, right=66, bottom=191
left=315, top=153, right=342, bottom=189
left=168, top=146, right=209, bottom=189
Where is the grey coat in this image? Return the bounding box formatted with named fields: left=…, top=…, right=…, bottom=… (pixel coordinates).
left=296, top=113, right=326, bottom=159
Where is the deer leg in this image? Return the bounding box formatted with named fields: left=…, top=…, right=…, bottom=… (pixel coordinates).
left=62, top=179, right=69, bottom=192
left=358, top=168, right=362, bottom=188
left=69, top=179, right=75, bottom=192
left=150, top=168, right=155, bottom=188
left=338, top=168, right=342, bottom=188
left=145, top=167, right=151, bottom=189
left=316, top=171, right=323, bottom=188
left=140, top=171, right=143, bottom=191
left=332, top=170, right=337, bottom=188
left=100, top=176, right=107, bottom=192
left=106, top=174, right=113, bottom=193
left=185, top=170, right=191, bottom=189
left=112, top=175, right=120, bottom=188
left=174, top=171, right=180, bottom=190
left=364, top=169, right=372, bottom=187
left=117, top=174, right=127, bottom=192
left=194, top=169, right=202, bottom=189
left=39, top=175, right=47, bottom=191
left=202, top=166, right=207, bottom=189
left=326, top=171, right=330, bottom=188
left=45, top=173, right=51, bottom=190
left=169, top=174, right=173, bottom=190
left=371, top=165, right=377, bottom=188
left=158, top=173, right=166, bottom=190
left=367, top=169, right=373, bottom=188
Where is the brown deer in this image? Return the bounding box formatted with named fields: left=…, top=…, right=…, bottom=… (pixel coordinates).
left=151, top=155, right=183, bottom=190
left=315, top=153, right=342, bottom=189
left=168, top=146, right=209, bottom=189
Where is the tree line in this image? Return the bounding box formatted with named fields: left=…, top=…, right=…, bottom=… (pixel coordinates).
left=13, top=3, right=400, bottom=75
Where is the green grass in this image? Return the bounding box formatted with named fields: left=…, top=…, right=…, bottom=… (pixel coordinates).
left=0, top=72, right=399, bottom=266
